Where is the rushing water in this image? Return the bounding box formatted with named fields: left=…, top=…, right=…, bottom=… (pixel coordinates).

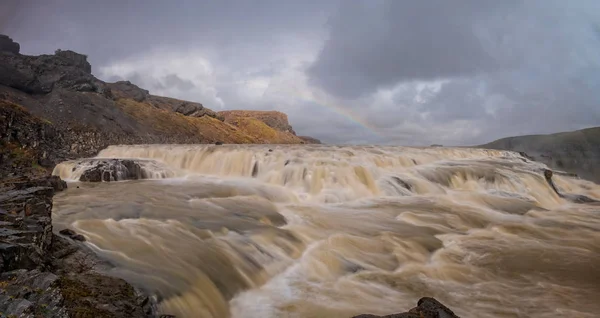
left=52, top=144, right=600, bottom=318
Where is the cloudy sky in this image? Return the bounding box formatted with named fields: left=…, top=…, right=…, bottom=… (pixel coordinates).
left=2, top=0, right=600, bottom=145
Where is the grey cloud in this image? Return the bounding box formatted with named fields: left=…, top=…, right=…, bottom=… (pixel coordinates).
left=160, top=75, right=196, bottom=92
left=4, top=0, right=336, bottom=68
left=307, top=0, right=520, bottom=98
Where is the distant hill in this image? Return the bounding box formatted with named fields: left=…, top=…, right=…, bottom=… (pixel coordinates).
left=478, top=127, right=600, bottom=183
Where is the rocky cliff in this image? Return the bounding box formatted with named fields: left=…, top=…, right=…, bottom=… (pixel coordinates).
left=0, top=34, right=314, bottom=170
left=478, top=127, right=600, bottom=183
left=219, top=110, right=296, bottom=134
left=0, top=176, right=154, bottom=317
left=0, top=35, right=19, bottom=55
left=217, top=110, right=312, bottom=144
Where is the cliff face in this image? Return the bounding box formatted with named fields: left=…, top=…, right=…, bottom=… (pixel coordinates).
left=478, top=127, right=600, bottom=183
left=0, top=35, right=19, bottom=55
left=0, top=34, right=314, bottom=171
left=217, top=110, right=307, bottom=144
left=0, top=101, right=66, bottom=180
left=0, top=176, right=153, bottom=317
left=219, top=110, right=296, bottom=133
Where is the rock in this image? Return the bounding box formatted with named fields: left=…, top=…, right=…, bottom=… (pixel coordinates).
left=0, top=102, right=67, bottom=181
left=0, top=46, right=99, bottom=94
left=299, top=136, right=322, bottom=144
left=219, top=110, right=296, bottom=134
left=145, top=95, right=219, bottom=119
left=0, top=34, right=20, bottom=54
left=11, top=176, right=68, bottom=192
left=59, top=228, right=77, bottom=236
left=78, top=159, right=145, bottom=182
left=391, top=176, right=412, bottom=190
left=215, top=141, right=223, bottom=145
left=518, top=151, right=534, bottom=161
left=0, top=176, right=154, bottom=317
left=71, top=234, right=85, bottom=241
left=107, top=81, right=149, bottom=102
left=353, top=297, right=460, bottom=318
left=58, top=228, right=85, bottom=241
left=54, top=49, right=92, bottom=74
left=543, top=169, right=599, bottom=204
left=0, top=185, right=56, bottom=272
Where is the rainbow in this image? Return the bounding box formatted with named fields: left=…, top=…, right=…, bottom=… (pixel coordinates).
left=270, top=83, right=387, bottom=140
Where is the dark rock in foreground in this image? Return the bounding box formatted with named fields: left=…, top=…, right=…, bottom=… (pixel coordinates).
left=78, top=159, right=144, bottom=182
left=0, top=176, right=155, bottom=317
left=353, top=297, right=460, bottom=318
left=69, top=158, right=172, bottom=182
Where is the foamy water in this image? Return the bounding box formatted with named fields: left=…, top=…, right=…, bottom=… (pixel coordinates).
left=52, top=144, right=600, bottom=318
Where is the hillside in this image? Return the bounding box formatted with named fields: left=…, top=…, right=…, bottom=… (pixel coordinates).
left=478, top=127, right=600, bottom=183
left=218, top=110, right=320, bottom=144
left=0, top=34, right=314, bottom=178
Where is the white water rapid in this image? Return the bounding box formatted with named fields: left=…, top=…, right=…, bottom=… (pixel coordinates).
left=51, top=144, right=600, bottom=318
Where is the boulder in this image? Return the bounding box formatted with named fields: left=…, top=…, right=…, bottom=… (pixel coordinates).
left=55, top=49, right=92, bottom=74
left=353, top=297, right=460, bottom=318
left=0, top=34, right=20, bottom=54
left=107, top=81, right=149, bottom=102
left=78, top=159, right=145, bottom=182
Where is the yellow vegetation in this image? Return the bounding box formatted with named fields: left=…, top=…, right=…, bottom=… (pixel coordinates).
left=116, top=99, right=305, bottom=144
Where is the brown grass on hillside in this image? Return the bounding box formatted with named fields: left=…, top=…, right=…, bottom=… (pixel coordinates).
left=115, top=99, right=310, bottom=143
left=228, top=117, right=302, bottom=144
left=217, top=110, right=304, bottom=144
left=116, top=98, right=256, bottom=143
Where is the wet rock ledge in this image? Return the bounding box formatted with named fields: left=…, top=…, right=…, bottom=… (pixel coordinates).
left=0, top=176, right=155, bottom=317
left=353, top=297, right=460, bottom=318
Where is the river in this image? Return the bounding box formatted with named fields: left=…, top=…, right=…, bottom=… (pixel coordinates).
left=51, top=144, right=600, bottom=318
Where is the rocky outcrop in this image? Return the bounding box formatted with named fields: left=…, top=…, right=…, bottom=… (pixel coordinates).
left=78, top=159, right=142, bottom=182
left=54, top=49, right=92, bottom=74
left=479, top=127, right=600, bottom=184
left=219, top=110, right=296, bottom=134
left=0, top=176, right=154, bottom=317
left=0, top=34, right=19, bottom=54
left=0, top=47, right=104, bottom=95
left=543, top=169, right=600, bottom=204
left=0, top=101, right=67, bottom=180
left=353, top=297, right=460, bottom=318
left=147, top=95, right=219, bottom=119
left=217, top=110, right=306, bottom=144
left=106, top=81, right=149, bottom=102
left=299, top=136, right=322, bottom=144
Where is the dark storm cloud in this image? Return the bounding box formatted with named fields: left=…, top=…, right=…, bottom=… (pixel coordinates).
left=4, top=0, right=335, bottom=66
left=307, top=0, right=520, bottom=98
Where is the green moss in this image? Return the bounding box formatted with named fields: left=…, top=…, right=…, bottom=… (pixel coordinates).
left=58, top=277, right=112, bottom=318
left=58, top=277, right=93, bottom=299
